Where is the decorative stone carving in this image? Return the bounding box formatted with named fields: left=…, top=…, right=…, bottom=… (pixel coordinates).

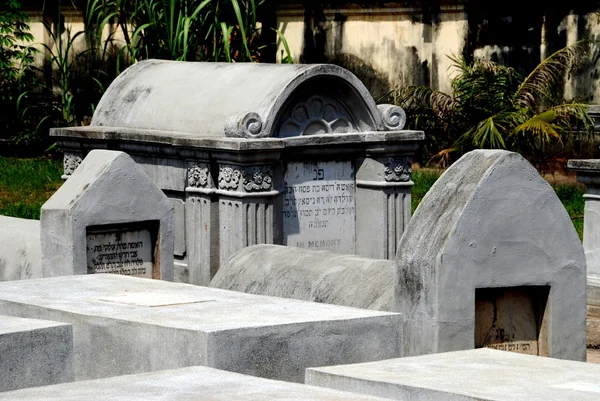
left=278, top=96, right=357, bottom=138
left=63, top=152, right=83, bottom=177
left=378, top=104, right=407, bottom=131
left=224, top=112, right=265, bottom=139
left=243, top=166, right=273, bottom=192
left=218, top=166, right=242, bottom=190
left=187, top=164, right=210, bottom=188
left=384, top=157, right=411, bottom=182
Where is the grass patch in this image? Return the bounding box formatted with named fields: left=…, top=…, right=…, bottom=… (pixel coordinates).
left=553, top=183, right=585, bottom=240
left=0, top=156, right=63, bottom=220
left=411, top=169, right=443, bottom=214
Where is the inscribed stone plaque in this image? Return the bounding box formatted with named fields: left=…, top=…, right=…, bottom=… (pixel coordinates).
left=283, top=161, right=355, bottom=253
left=475, top=286, right=549, bottom=356
left=86, top=228, right=153, bottom=278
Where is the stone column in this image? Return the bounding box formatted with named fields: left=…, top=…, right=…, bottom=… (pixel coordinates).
left=216, top=162, right=283, bottom=268
left=355, top=148, right=417, bottom=260
left=185, top=161, right=216, bottom=286
left=568, top=159, right=600, bottom=278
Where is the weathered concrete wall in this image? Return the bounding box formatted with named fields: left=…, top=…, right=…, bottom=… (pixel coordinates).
left=0, top=216, right=42, bottom=281
left=276, top=4, right=467, bottom=97
left=276, top=2, right=600, bottom=101
left=211, top=244, right=394, bottom=311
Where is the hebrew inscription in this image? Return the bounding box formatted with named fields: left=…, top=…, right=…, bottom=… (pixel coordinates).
left=283, top=161, right=355, bottom=254
left=475, top=286, right=549, bottom=356
left=86, top=229, right=153, bottom=278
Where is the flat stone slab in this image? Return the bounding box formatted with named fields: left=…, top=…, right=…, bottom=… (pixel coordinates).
left=0, top=366, right=390, bottom=401
left=306, top=348, right=600, bottom=400
left=0, top=275, right=401, bottom=383
left=0, top=315, right=73, bottom=392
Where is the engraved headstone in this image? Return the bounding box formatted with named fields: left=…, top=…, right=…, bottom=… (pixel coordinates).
left=86, top=226, right=154, bottom=278
left=395, top=150, right=586, bottom=361
left=41, top=150, right=174, bottom=280
left=283, top=161, right=355, bottom=254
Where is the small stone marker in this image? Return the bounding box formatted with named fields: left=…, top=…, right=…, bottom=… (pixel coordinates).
left=283, top=161, right=356, bottom=253
left=395, top=150, right=586, bottom=360
left=41, top=150, right=174, bottom=280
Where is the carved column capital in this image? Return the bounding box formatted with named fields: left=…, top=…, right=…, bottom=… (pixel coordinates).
left=218, top=164, right=274, bottom=194
left=384, top=156, right=412, bottom=182
left=62, top=152, right=83, bottom=180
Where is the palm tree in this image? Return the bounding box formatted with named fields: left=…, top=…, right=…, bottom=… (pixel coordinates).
left=395, top=41, right=596, bottom=167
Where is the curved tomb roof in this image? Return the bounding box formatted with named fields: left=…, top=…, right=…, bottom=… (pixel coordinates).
left=91, top=60, right=403, bottom=139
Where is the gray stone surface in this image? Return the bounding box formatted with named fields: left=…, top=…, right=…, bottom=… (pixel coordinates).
left=51, top=60, right=424, bottom=283
left=397, top=150, right=586, bottom=360
left=306, top=348, right=600, bottom=401
left=0, top=216, right=41, bottom=281
left=0, top=315, right=73, bottom=392
left=90, top=61, right=384, bottom=138
left=0, top=274, right=401, bottom=383
left=211, top=244, right=394, bottom=311
left=0, top=366, right=391, bottom=401
left=41, top=150, right=174, bottom=280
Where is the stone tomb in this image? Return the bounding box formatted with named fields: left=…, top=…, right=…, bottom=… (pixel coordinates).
left=41, top=150, right=174, bottom=280
left=567, top=159, right=600, bottom=307
left=0, top=366, right=391, bottom=401
left=0, top=315, right=73, bottom=392
left=0, top=274, right=401, bottom=383
left=396, top=150, right=586, bottom=360
left=50, top=60, right=423, bottom=285
left=306, top=348, right=600, bottom=401
left=211, top=244, right=395, bottom=311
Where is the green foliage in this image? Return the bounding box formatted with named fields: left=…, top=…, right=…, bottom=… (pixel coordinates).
left=0, top=0, right=40, bottom=146
left=0, top=156, right=63, bottom=220
left=395, top=42, right=596, bottom=167
left=84, top=0, right=273, bottom=64
left=3, top=0, right=288, bottom=155
left=410, top=169, right=441, bottom=214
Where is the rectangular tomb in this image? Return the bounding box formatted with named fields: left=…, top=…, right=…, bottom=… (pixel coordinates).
left=0, top=366, right=391, bottom=401
left=306, top=348, right=600, bottom=401
left=0, top=315, right=73, bottom=392
left=0, top=275, right=401, bottom=383
left=283, top=160, right=355, bottom=254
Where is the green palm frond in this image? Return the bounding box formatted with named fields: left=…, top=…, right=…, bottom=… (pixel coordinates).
left=513, top=110, right=562, bottom=149
left=395, top=86, right=455, bottom=115
left=514, top=40, right=591, bottom=109
left=468, top=114, right=508, bottom=149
